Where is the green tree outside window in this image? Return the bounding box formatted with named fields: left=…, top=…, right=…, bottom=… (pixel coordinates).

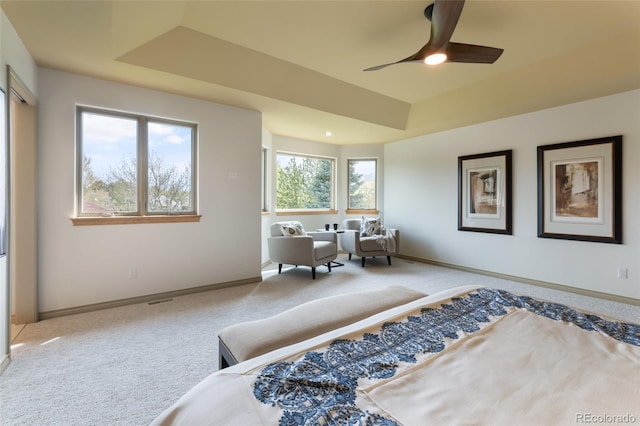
left=276, top=153, right=334, bottom=210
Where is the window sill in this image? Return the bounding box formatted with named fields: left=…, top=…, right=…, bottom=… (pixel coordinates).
left=276, top=210, right=338, bottom=216
left=346, top=209, right=379, bottom=215
left=71, top=215, right=201, bottom=226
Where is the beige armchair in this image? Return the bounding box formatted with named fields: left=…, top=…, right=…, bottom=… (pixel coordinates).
left=267, top=221, right=338, bottom=279
left=340, top=218, right=399, bottom=267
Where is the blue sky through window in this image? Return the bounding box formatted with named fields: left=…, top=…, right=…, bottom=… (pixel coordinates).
left=82, top=112, right=137, bottom=179
left=82, top=113, right=192, bottom=179
left=148, top=121, right=192, bottom=172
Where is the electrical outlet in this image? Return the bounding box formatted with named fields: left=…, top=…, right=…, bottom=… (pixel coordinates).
left=129, top=267, right=138, bottom=279
left=617, top=268, right=628, bottom=279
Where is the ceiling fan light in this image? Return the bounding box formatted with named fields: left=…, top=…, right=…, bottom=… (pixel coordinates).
left=424, top=53, right=447, bottom=65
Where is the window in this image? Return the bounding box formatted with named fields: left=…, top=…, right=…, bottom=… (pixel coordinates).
left=348, top=159, right=377, bottom=212
left=261, top=147, right=268, bottom=212
left=276, top=152, right=335, bottom=212
left=76, top=107, right=197, bottom=219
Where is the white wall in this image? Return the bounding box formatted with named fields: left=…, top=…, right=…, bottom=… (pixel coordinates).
left=1, top=12, right=37, bottom=94
left=38, top=68, right=262, bottom=313
left=385, top=90, right=640, bottom=300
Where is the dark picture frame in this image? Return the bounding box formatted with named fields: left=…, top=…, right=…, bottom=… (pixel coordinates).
left=537, top=135, right=622, bottom=244
left=458, top=150, right=512, bottom=234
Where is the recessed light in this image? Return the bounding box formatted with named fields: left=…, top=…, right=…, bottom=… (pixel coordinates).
left=325, top=131, right=332, bottom=137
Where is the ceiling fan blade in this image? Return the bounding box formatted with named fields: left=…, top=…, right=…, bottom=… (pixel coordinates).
left=364, top=59, right=423, bottom=72
left=429, top=0, right=465, bottom=49
left=363, top=49, right=424, bottom=71
left=363, top=62, right=402, bottom=72
left=445, top=42, right=504, bottom=64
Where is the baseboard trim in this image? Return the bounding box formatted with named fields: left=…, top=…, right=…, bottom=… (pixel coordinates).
left=0, top=354, right=10, bottom=375
left=397, top=255, right=640, bottom=307
left=38, top=276, right=263, bottom=321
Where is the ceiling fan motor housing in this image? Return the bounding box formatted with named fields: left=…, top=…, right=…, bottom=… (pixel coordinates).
left=424, top=3, right=434, bottom=21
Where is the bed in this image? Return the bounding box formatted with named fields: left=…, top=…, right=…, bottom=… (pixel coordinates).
left=151, top=286, right=640, bottom=425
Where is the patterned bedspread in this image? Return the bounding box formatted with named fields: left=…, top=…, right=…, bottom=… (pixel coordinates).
left=151, top=286, right=640, bottom=426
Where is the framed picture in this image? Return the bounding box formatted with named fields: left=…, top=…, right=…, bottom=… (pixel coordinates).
left=537, top=135, right=622, bottom=244
left=458, top=150, right=512, bottom=234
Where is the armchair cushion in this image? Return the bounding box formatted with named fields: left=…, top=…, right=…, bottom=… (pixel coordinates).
left=313, top=241, right=336, bottom=260
left=274, top=221, right=306, bottom=236
left=359, top=236, right=385, bottom=252
left=281, top=224, right=306, bottom=236
left=360, top=216, right=382, bottom=236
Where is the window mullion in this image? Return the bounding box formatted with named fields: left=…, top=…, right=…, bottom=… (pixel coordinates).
left=190, top=126, right=197, bottom=213
left=75, top=109, right=84, bottom=216
left=332, top=159, right=336, bottom=210
left=139, top=117, right=148, bottom=216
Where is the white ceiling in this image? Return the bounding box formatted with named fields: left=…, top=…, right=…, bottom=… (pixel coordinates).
left=2, top=0, right=640, bottom=144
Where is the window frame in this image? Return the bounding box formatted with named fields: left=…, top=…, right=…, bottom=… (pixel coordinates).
left=346, top=158, right=378, bottom=214
left=275, top=151, right=337, bottom=215
left=74, top=106, right=198, bottom=222
left=261, top=147, right=269, bottom=213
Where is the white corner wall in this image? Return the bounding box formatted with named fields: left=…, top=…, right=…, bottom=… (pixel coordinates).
left=1, top=11, right=37, bottom=95
left=261, top=135, right=385, bottom=264
left=385, top=90, right=640, bottom=301
left=38, top=68, right=262, bottom=313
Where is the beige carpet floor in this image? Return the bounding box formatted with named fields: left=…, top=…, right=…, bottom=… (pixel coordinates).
left=1, top=255, right=638, bottom=425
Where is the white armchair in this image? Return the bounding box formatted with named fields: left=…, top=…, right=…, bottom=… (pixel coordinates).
left=267, top=221, right=338, bottom=279
left=340, top=218, right=399, bottom=267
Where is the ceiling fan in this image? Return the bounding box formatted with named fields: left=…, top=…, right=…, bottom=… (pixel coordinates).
left=364, top=0, right=503, bottom=71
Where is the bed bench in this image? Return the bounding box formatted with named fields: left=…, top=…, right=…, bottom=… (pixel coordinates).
left=218, top=285, right=428, bottom=369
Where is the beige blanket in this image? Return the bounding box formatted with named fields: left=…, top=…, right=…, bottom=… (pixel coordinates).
left=151, top=286, right=640, bottom=425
